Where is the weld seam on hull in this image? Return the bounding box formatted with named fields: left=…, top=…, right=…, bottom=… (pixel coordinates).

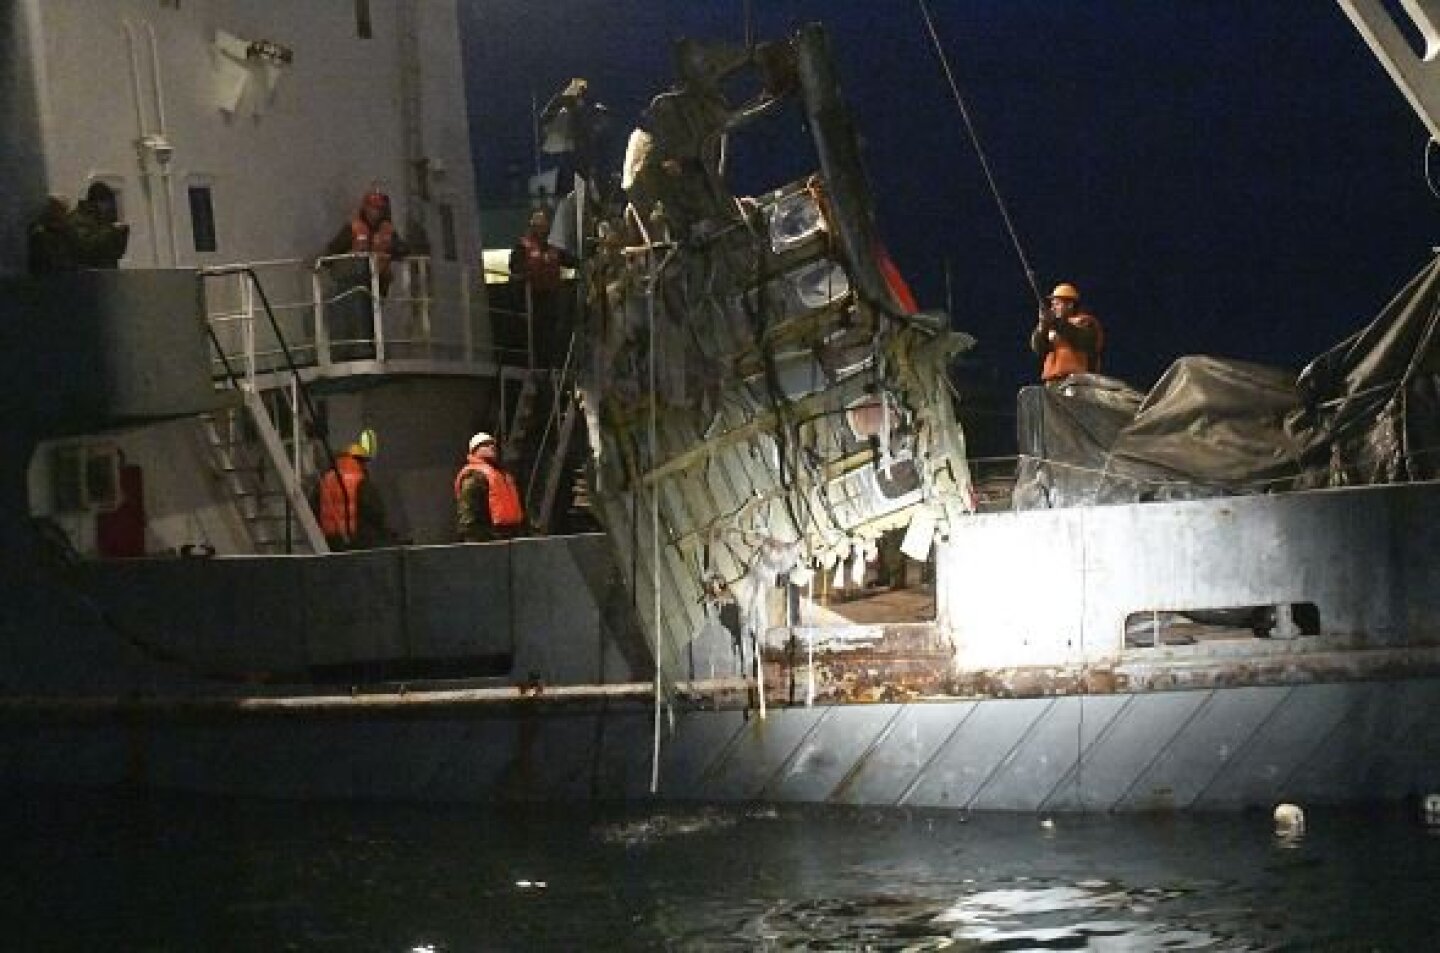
left=894, top=701, right=980, bottom=808
left=1111, top=689, right=1219, bottom=812
left=1036, top=693, right=1134, bottom=814
left=1187, top=685, right=1298, bottom=808
left=693, top=707, right=762, bottom=788
left=964, top=696, right=1061, bottom=811
left=1270, top=685, right=1375, bottom=805
left=756, top=704, right=836, bottom=800
left=826, top=703, right=908, bottom=804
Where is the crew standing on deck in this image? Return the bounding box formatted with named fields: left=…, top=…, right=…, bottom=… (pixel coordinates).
left=1030, top=282, right=1103, bottom=382
left=509, top=207, right=576, bottom=367
left=455, top=432, right=525, bottom=542
left=316, top=442, right=390, bottom=550
left=321, top=186, right=408, bottom=359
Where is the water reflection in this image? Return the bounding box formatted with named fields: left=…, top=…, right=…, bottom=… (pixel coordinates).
left=3, top=794, right=1438, bottom=950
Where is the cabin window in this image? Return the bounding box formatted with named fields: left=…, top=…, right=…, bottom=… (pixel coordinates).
left=1124, top=604, right=1321, bottom=648
left=438, top=203, right=458, bottom=261
left=188, top=185, right=217, bottom=253
left=355, top=0, right=373, bottom=39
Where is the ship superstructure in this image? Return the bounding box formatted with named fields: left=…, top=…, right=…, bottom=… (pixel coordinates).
left=5, top=0, right=507, bottom=558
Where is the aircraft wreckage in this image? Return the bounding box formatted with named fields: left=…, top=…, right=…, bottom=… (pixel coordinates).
left=576, top=25, right=975, bottom=695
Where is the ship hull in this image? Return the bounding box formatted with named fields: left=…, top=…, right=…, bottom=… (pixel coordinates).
left=2, top=676, right=1438, bottom=812
left=5, top=479, right=1440, bottom=813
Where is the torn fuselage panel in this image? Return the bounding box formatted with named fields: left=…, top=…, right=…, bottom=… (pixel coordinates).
left=578, top=25, right=975, bottom=682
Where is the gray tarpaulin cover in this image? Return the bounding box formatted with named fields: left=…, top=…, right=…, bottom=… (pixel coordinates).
left=1015, top=253, right=1440, bottom=509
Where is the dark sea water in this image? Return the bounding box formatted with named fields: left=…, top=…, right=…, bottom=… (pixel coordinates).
left=3, top=792, right=1439, bottom=951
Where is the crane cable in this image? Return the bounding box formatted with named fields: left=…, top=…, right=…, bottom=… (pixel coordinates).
left=919, top=0, right=1089, bottom=803
left=918, top=0, right=1045, bottom=308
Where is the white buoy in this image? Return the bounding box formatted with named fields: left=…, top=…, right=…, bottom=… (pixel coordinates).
left=1273, top=802, right=1305, bottom=837
left=1422, top=793, right=1440, bottom=826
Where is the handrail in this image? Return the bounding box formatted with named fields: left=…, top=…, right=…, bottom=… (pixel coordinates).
left=200, top=264, right=343, bottom=551
left=200, top=264, right=341, bottom=467
left=208, top=254, right=470, bottom=369
left=524, top=328, right=583, bottom=530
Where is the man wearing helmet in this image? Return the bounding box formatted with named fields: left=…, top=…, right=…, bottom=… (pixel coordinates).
left=315, top=442, right=391, bottom=550
left=1029, top=282, right=1104, bottom=382
left=321, top=186, right=409, bottom=360
left=454, top=433, right=526, bottom=542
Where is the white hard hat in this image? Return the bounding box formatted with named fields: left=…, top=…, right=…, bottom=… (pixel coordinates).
left=468, top=432, right=495, bottom=452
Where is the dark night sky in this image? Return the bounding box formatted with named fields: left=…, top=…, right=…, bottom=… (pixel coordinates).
left=460, top=2, right=1440, bottom=398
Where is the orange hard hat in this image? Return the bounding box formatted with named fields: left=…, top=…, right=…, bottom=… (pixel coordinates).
left=345, top=442, right=371, bottom=459
left=1049, top=282, right=1081, bottom=302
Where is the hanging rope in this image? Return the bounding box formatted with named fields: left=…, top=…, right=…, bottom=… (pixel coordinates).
left=917, top=0, right=1045, bottom=308
left=647, top=242, right=663, bottom=795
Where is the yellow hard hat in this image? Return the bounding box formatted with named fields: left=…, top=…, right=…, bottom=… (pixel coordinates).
left=345, top=442, right=370, bottom=459
left=1049, top=282, right=1081, bottom=302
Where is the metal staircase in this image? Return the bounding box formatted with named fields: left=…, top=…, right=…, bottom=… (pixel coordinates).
left=201, top=265, right=336, bottom=555
left=513, top=334, right=596, bottom=535
left=532, top=387, right=593, bottom=533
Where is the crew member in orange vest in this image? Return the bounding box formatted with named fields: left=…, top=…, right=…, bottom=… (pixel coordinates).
left=454, top=432, right=525, bottom=542
left=316, top=442, right=390, bottom=550
left=322, top=187, right=408, bottom=360
left=1029, top=282, right=1104, bottom=382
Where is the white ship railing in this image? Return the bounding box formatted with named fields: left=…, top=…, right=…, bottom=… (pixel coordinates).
left=203, top=254, right=493, bottom=377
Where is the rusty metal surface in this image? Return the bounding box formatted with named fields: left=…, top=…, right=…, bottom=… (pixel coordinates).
left=760, top=615, right=1440, bottom=707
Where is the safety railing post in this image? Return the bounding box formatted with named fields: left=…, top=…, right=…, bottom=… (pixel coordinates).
left=419, top=257, right=433, bottom=357
left=289, top=374, right=302, bottom=483
left=370, top=252, right=386, bottom=361
left=288, top=373, right=303, bottom=554
left=242, top=275, right=257, bottom=389
left=313, top=265, right=331, bottom=367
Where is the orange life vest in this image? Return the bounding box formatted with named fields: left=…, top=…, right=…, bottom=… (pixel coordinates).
left=318, top=455, right=367, bottom=541
left=453, top=458, right=525, bottom=528
left=1041, top=312, right=1104, bottom=381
